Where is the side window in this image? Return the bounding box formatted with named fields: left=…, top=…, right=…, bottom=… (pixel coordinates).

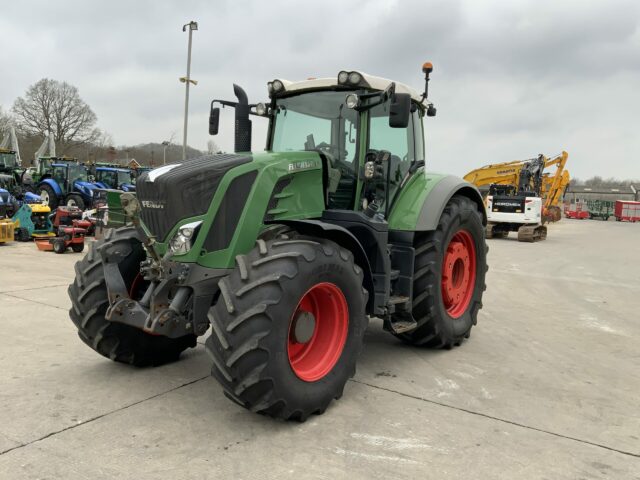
left=369, top=102, right=417, bottom=204
left=413, top=109, right=425, bottom=161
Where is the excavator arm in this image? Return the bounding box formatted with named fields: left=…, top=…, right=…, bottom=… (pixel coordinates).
left=540, top=151, right=570, bottom=222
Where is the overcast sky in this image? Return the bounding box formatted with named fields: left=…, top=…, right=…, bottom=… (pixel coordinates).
left=2, top=0, right=639, bottom=179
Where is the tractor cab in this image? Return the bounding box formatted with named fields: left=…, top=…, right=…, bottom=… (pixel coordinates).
left=0, top=149, right=19, bottom=170
left=94, top=167, right=136, bottom=192
left=209, top=66, right=436, bottom=220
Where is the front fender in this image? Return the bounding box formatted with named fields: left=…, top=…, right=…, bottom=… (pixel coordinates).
left=270, top=219, right=375, bottom=313
left=388, top=171, right=486, bottom=231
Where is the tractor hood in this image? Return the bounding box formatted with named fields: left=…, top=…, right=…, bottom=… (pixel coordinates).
left=136, top=153, right=252, bottom=241
left=74, top=180, right=99, bottom=197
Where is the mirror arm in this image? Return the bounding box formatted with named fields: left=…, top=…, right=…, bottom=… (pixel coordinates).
left=211, top=99, right=237, bottom=108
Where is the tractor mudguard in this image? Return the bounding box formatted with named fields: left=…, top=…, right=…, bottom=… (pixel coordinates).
left=38, top=178, right=63, bottom=196
left=270, top=218, right=375, bottom=312
left=388, top=172, right=486, bottom=231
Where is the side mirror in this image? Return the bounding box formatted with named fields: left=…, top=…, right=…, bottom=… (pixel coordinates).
left=389, top=93, right=411, bottom=128
left=209, top=107, right=220, bottom=135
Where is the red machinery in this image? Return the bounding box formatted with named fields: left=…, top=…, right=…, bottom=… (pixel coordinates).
left=34, top=207, right=88, bottom=254
left=614, top=200, right=640, bottom=222
left=564, top=202, right=589, bottom=219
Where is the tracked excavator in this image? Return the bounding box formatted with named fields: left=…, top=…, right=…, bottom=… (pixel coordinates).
left=464, top=152, right=569, bottom=242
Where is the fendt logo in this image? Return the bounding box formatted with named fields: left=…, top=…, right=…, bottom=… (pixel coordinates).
left=288, top=160, right=318, bottom=172
left=141, top=200, right=165, bottom=209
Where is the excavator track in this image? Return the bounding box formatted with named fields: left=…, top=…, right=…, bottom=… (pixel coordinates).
left=517, top=224, right=547, bottom=242
left=485, top=223, right=508, bottom=239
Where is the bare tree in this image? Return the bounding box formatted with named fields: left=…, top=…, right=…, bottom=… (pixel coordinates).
left=0, top=105, right=11, bottom=134
left=207, top=139, right=220, bottom=154
left=12, top=78, right=99, bottom=153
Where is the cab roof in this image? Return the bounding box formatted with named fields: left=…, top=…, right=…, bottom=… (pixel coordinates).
left=272, top=71, right=425, bottom=104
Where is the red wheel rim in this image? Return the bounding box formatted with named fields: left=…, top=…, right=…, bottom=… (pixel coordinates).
left=441, top=230, right=477, bottom=319
left=287, top=282, right=349, bottom=382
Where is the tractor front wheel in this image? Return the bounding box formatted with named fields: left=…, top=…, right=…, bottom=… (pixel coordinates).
left=395, top=195, right=487, bottom=348
left=53, top=238, right=66, bottom=254
left=206, top=234, right=368, bottom=421
left=39, top=184, right=58, bottom=209
left=66, top=194, right=85, bottom=210
left=67, top=226, right=197, bottom=366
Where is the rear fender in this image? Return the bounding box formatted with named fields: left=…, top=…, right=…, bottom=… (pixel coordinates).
left=270, top=219, right=374, bottom=313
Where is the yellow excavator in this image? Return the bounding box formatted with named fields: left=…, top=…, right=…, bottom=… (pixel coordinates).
left=464, top=151, right=570, bottom=224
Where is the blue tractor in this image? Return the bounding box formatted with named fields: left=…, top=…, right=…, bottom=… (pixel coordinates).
left=92, top=167, right=136, bottom=192
left=36, top=162, right=97, bottom=210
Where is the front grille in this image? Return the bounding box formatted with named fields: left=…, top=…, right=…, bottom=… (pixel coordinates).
left=136, top=154, right=252, bottom=241
left=204, top=171, right=257, bottom=252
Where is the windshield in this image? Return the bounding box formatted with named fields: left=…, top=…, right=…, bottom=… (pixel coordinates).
left=272, top=91, right=359, bottom=209
left=272, top=91, right=358, bottom=165
left=0, top=152, right=17, bottom=169
left=68, top=165, right=88, bottom=183
left=118, top=171, right=132, bottom=185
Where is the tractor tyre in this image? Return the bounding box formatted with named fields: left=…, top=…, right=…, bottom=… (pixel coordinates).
left=71, top=242, right=84, bottom=253
left=53, top=238, right=66, bottom=254
left=395, top=195, right=487, bottom=348
left=67, top=226, right=197, bottom=366
left=66, top=194, right=85, bottom=210
left=206, top=234, right=368, bottom=421
left=39, top=184, right=58, bottom=209
left=16, top=228, right=31, bottom=242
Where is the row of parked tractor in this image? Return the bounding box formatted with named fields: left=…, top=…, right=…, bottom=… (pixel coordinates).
left=0, top=148, right=149, bottom=252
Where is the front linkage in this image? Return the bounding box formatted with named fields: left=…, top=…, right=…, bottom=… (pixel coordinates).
left=99, top=219, right=228, bottom=339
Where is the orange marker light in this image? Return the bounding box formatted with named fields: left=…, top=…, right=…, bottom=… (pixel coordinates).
left=422, top=62, right=433, bottom=73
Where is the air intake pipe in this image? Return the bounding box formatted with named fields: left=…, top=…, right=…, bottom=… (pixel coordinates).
left=233, top=84, right=252, bottom=153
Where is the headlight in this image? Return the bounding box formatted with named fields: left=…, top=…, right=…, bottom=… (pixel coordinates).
left=256, top=103, right=267, bottom=116
left=348, top=72, right=362, bottom=84
left=345, top=93, right=359, bottom=109
left=272, top=80, right=284, bottom=92
left=267, top=82, right=274, bottom=94
left=337, top=71, right=349, bottom=84
left=168, top=220, right=203, bottom=255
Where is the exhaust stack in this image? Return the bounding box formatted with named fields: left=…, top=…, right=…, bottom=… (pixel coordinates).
left=233, top=84, right=252, bottom=153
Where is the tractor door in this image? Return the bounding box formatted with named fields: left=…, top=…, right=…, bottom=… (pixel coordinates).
left=367, top=102, right=424, bottom=213
left=52, top=166, right=68, bottom=195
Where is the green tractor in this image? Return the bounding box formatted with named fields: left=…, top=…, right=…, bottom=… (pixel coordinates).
left=68, top=63, right=488, bottom=420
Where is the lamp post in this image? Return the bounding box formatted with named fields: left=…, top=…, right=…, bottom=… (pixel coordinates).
left=181, top=20, right=198, bottom=161
left=162, top=140, right=170, bottom=165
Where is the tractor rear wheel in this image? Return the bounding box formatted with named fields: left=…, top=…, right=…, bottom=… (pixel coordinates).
left=71, top=242, right=84, bottom=253
left=67, top=226, right=197, bottom=366
left=206, top=234, right=367, bottom=421
left=395, top=195, right=487, bottom=348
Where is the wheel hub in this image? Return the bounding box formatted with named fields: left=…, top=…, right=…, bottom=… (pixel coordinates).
left=287, top=282, right=349, bottom=382
left=441, top=230, right=477, bottom=319
left=291, top=310, right=316, bottom=344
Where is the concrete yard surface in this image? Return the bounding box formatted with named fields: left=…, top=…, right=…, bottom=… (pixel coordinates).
left=0, top=219, right=639, bottom=479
